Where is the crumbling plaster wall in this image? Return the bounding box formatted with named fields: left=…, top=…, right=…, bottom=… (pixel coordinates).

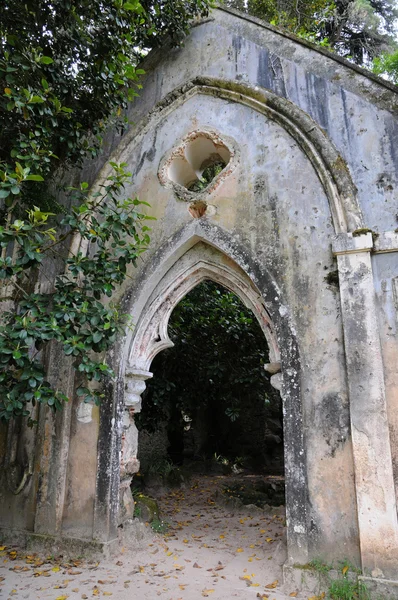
left=89, top=6, right=398, bottom=568
left=128, top=7, right=398, bottom=232
left=1, top=5, right=398, bottom=579
left=104, top=12, right=397, bottom=560
left=98, top=86, right=360, bottom=560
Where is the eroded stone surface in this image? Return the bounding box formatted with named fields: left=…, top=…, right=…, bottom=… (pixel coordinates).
left=1, top=5, right=398, bottom=591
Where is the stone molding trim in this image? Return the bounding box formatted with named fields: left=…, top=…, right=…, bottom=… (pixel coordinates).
left=373, top=231, right=398, bottom=254
left=332, top=232, right=373, bottom=255
left=107, top=220, right=309, bottom=565
left=127, top=259, right=279, bottom=375
left=82, top=77, right=362, bottom=246
left=333, top=231, right=398, bottom=256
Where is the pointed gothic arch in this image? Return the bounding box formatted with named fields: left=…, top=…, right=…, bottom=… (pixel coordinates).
left=94, top=224, right=309, bottom=565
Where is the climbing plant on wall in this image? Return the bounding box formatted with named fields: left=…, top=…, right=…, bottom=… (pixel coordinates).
left=0, top=0, right=211, bottom=422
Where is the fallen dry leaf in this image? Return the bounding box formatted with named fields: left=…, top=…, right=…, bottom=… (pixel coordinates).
left=193, top=562, right=202, bottom=568
left=202, top=589, right=215, bottom=597
left=68, top=569, right=83, bottom=575
left=289, top=593, right=298, bottom=597
left=265, top=580, right=278, bottom=589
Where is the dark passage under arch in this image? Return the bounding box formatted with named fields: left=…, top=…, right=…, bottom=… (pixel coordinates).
left=136, top=280, right=285, bottom=505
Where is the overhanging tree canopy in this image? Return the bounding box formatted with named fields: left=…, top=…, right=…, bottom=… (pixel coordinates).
left=0, top=0, right=210, bottom=422
left=223, top=0, right=398, bottom=65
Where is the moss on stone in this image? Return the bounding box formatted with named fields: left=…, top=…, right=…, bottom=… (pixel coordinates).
left=134, top=494, right=160, bottom=523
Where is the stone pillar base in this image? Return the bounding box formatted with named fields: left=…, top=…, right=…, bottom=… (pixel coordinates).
left=358, top=576, right=398, bottom=599
left=283, top=563, right=333, bottom=595
left=283, top=563, right=398, bottom=598
left=0, top=528, right=119, bottom=561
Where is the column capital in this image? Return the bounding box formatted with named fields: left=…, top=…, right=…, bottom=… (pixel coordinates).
left=332, top=232, right=373, bottom=256
left=124, top=369, right=153, bottom=410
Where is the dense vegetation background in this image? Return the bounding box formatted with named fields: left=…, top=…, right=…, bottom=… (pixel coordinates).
left=222, top=0, right=398, bottom=73
left=137, top=281, right=283, bottom=468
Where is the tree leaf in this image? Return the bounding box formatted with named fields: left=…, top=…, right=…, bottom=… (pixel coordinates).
left=26, top=174, right=44, bottom=181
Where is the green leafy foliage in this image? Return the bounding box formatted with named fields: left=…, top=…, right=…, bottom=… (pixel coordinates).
left=137, top=281, right=277, bottom=435
left=0, top=164, right=153, bottom=422
left=188, top=161, right=226, bottom=192
left=373, top=49, right=398, bottom=83
left=328, top=576, right=370, bottom=599
left=0, top=0, right=211, bottom=421
left=0, top=0, right=211, bottom=206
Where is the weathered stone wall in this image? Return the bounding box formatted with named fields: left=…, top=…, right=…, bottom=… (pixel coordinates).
left=1, top=6, right=398, bottom=587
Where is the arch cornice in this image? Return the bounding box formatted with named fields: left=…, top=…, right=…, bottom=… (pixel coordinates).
left=126, top=254, right=280, bottom=374
left=89, top=77, right=363, bottom=236
left=116, top=219, right=292, bottom=379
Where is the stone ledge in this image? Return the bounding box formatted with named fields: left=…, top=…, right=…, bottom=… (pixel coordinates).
left=373, top=231, right=398, bottom=254
left=284, top=564, right=398, bottom=598
left=282, top=563, right=355, bottom=595
left=283, top=563, right=329, bottom=595
left=0, top=528, right=119, bottom=560
left=332, top=232, right=373, bottom=255
left=359, top=575, right=398, bottom=599
left=333, top=230, right=398, bottom=256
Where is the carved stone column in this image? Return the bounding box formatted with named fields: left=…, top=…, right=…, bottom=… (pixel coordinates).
left=265, top=362, right=282, bottom=392
left=119, top=369, right=152, bottom=523
left=333, top=232, right=398, bottom=578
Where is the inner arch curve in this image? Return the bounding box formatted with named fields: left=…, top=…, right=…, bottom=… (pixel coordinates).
left=126, top=247, right=280, bottom=375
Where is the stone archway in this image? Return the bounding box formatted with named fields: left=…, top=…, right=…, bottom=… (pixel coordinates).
left=112, top=238, right=308, bottom=565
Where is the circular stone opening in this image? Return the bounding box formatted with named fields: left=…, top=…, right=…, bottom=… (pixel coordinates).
left=167, top=133, right=231, bottom=192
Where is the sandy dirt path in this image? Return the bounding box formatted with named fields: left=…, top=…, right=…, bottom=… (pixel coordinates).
left=1, top=475, right=304, bottom=600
